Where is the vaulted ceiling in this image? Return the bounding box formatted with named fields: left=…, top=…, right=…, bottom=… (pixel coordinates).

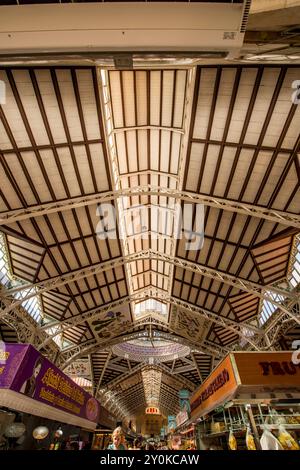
left=0, top=61, right=299, bottom=419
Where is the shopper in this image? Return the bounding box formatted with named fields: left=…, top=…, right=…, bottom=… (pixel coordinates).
left=107, top=427, right=127, bottom=450
left=131, top=439, right=140, bottom=450
left=82, top=441, right=92, bottom=450
left=69, top=441, right=79, bottom=450
left=170, top=435, right=181, bottom=450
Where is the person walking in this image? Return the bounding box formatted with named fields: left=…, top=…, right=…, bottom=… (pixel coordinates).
left=107, top=427, right=127, bottom=450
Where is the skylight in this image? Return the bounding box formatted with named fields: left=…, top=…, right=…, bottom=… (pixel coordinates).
left=1, top=233, right=42, bottom=322
left=15, top=288, right=42, bottom=323
left=259, top=291, right=286, bottom=326
left=142, top=368, right=162, bottom=408
left=1, top=233, right=74, bottom=349
left=134, top=299, right=168, bottom=318
left=44, top=324, right=74, bottom=350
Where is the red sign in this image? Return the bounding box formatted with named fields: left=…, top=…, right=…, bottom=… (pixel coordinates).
left=146, top=406, right=160, bottom=415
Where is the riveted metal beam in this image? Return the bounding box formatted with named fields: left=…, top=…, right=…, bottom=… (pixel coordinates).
left=1, top=186, right=299, bottom=227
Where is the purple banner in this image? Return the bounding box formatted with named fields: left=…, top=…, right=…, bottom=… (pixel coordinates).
left=0, top=343, right=100, bottom=423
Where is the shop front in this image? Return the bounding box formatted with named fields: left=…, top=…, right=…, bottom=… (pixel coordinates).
left=175, top=410, right=195, bottom=449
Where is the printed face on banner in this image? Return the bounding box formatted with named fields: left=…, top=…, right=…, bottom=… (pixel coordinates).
left=89, top=305, right=132, bottom=341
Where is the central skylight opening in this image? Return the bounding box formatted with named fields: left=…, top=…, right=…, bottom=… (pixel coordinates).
left=134, top=299, right=168, bottom=318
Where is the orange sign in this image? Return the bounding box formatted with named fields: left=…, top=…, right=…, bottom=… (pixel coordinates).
left=233, top=351, right=300, bottom=387
left=190, top=354, right=238, bottom=418
left=146, top=406, right=160, bottom=415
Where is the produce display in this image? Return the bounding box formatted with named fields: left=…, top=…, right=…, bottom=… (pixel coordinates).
left=277, top=426, right=300, bottom=451
left=246, top=427, right=256, bottom=450
left=228, top=430, right=237, bottom=450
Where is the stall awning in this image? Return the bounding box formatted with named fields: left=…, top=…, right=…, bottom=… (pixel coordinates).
left=0, top=389, right=97, bottom=430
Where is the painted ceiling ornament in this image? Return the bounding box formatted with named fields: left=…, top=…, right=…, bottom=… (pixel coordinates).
left=112, top=339, right=190, bottom=363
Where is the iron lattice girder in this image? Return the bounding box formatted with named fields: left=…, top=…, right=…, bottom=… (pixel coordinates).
left=0, top=186, right=299, bottom=228
left=57, top=321, right=231, bottom=370
left=103, top=361, right=195, bottom=394
left=242, top=300, right=300, bottom=352
left=95, top=350, right=112, bottom=396
left=34, top=289, right=262, bottom=353
left=0, top=296, right=58, bottom=359
left=1, top=249, right=297, bottom=318
left=259, top=297, right=300, bottom=347
left=191, top=352, right=203, bottom=382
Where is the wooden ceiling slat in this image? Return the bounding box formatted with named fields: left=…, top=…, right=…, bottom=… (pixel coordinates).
left=239, top=67, right=287, bottom=202
left=1, top=139, right=103, bottom=155
left=7, top=70, right=57, bottom=203
left=71, top=70, right=98, bottom=193
left=51, top=69, right=85, bottom=196
left=30, top=70, right=72, bottom=199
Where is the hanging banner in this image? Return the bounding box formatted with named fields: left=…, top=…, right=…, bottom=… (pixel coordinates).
left=0, top=343, right=100, bottom=424
left=190, top=354, right=237, bottom=419
left=178, top=389, right=191, bottom=414
left=233, top=351, right=300, bottom=387
left=167, top=415, right=177, bottom=433
left=190, top=352, right=300, bottom=420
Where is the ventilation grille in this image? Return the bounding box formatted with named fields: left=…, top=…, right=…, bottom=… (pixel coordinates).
left=240, top=0, right=252, bottom=33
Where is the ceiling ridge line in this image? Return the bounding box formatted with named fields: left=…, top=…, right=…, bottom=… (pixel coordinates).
left=167, top=67, right=197, bottom=302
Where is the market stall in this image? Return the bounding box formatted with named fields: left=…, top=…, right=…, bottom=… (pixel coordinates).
left=0, top=343, right=101, bottom=449
left=174, top=410, right=196, bottom=449
left=190, top=352, right=300, bottom=451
